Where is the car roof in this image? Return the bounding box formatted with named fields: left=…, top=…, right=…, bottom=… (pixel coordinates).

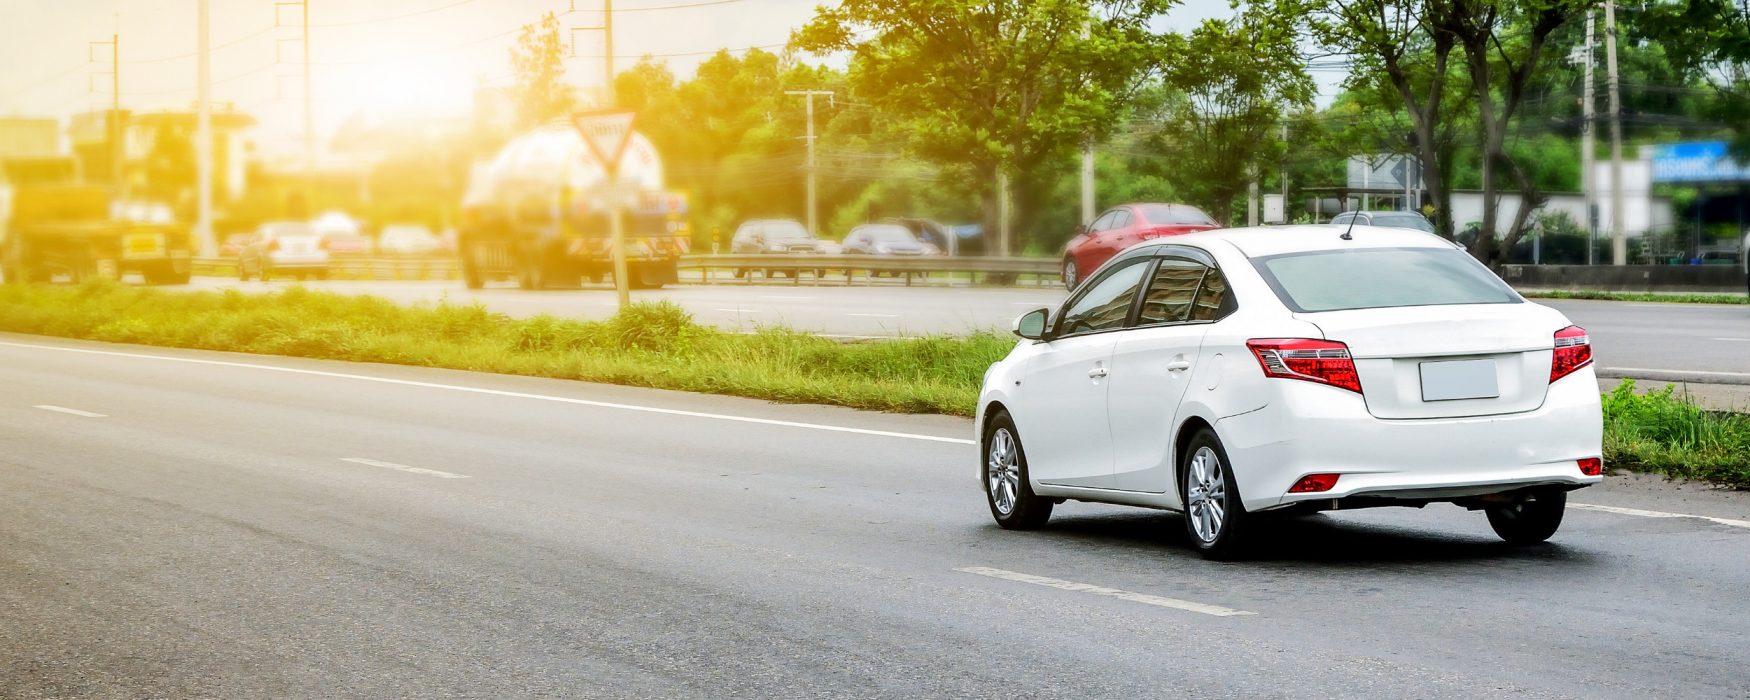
left=1141, top=225, right=1458, bottom=259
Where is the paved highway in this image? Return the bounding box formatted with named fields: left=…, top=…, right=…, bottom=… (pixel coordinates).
left=182, top=278, right=1750, bottom=381
left=3, top=334, right=1748, bottom=698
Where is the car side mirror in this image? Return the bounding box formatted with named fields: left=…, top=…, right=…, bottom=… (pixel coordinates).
left=1013, top=308, right=1051, bottom=341
left=1074, top=224, right=1090, bottom=236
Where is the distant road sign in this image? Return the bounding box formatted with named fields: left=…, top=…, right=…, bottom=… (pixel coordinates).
left=1650, top=141, right=1750, bottom=183
left=570, top=110, right=638, bottom=172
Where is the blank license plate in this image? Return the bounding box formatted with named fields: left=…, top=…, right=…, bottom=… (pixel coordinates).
left=1419, top=359, right=1499, bottom=402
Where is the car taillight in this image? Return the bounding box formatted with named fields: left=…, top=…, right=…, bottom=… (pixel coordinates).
left=1577, top=457, right=1603, bottom=476
left=1246, top=339, right=1363, bottom=394
left=1550, top=325, right=1592, bottom=383
left=1289, top=473, right=1341, bottom=493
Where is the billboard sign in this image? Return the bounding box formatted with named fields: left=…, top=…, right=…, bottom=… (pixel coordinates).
left=1649, top=141, right=1750, bottom=183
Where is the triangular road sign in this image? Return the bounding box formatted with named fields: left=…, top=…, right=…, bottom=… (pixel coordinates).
left=571, top=110, right=638, bottom=172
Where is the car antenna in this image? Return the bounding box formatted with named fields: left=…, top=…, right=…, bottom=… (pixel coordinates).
left=1340, top=211, right=1358, bottom=241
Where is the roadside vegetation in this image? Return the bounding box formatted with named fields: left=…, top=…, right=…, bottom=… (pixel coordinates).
left=2, top=281, right=1745, bottom=487
left=1525, top=290, right=1749, bottom=305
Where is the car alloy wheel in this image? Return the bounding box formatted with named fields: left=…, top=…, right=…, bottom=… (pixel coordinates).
left=988, top=428, right=1021, bottom=516
left=982, top=411, right=1052, bottom=529
left=1186, top=446, right=1227, bottom=544
left=1062, top=259, right=1078, bottom=289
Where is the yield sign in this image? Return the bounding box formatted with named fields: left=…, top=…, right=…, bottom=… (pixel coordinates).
left=571, top=109, right=638, bottom=173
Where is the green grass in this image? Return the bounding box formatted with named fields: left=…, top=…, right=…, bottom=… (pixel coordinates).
left=0, top=280, right=1010, bottom=416
left=1603, top=381, right=1750, bottom=489
left=2, top=281, right=1746, bottom=487
left=1524, top=289, right=1749, bottom=305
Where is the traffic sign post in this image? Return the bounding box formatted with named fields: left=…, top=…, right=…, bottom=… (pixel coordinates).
left=572, top=110, right=639, bottom=309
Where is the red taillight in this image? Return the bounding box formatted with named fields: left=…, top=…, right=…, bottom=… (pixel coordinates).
left=1289, top=473, right=1341, bottom=493
left=1577, top=457, right=1603, bottom=476
left=1550, top=325, right=1593, bottom=383
left=1246, top=339, right=1363, bottom=394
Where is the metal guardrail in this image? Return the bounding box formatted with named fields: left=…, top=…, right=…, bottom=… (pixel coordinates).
left=192, top=254, right=1067, bottom=287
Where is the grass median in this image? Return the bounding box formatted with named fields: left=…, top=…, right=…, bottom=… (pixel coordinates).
left=2, top=281, right=1745, bottom=487
left=1523, top=289, right=1748, bottom=305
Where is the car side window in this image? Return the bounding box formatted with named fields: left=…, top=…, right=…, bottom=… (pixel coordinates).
left=1189, top=265, right=1237, bottom=321
left=1136, top=258, right=1206, bottom=325
left=1089, top=211, right=1119, bottom=232
left=1331, top=213, right=1353, bottom=225
left=1057, top=259, right=1151, bottom=337
left=1110, top=210, right=1133, bottom=229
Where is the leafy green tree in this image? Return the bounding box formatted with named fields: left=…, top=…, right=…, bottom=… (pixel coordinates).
left=792, top=0, right=1174, bottom=253
left=1139, top=10, right=1314, bottom=224
left=509, top=12, right=576, bottom=129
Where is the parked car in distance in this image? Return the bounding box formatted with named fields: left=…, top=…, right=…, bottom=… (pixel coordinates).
left=219, top=232, right=253, bottom=258
left=320, top=232, right=373, bottom=256
left=238, top=222, right=331, bottom=282
left=983, top=225, right=1602, bottom=559
left=886, top=217, right=983, bottom=256
left=1062, top=203, right=1218, bottom=289
left=377, top=224, right=442, bottom=256
left=841, top=223, right=940, bottom=256
left=1330, top=210, right=1436, bottom=233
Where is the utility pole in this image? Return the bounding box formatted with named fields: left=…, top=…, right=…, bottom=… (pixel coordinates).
left=1247, top=170, right=1260, bottom=226
left=276, top=0, right=314, bottom=209
left=1571, top=11, right=1597, bottom=265
left=90, top=32, right=121, bottom=193
left=571, top=1, right=617, bottom=105
left=785, top=90, right=833, bottom=239
left=1606, top=0, right=1626, bottom=265
left=1080, top=145, right=1095, bottom=225
left=196, top=0, right=216, bottom=255
left=996, top=168, right=1011, bottom=256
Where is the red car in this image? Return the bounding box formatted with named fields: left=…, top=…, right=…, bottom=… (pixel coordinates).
left=1061, top=203, right=1219, bottom=288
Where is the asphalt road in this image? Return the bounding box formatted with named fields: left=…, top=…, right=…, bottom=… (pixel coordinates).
left=3, top=334, right=1749, bottom=699
left=182, top=277, right=1750, bottom=382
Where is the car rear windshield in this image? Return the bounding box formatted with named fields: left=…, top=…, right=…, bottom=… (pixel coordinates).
left=1252, top=247, right=1520, bottom=313
left=1138, top=205, right=1216, bottom=226
left=766, top=222, right=810, bottom=240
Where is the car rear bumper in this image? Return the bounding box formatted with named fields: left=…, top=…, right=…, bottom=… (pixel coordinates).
left=1215, top=366, right=1604, bottom=512
left=267, top=252, right=330, bottom=268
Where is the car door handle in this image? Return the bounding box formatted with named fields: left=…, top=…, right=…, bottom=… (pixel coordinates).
left=1088, top=367, right=1109, bottom=378
left=1166, top=360, right=1192, bottom=372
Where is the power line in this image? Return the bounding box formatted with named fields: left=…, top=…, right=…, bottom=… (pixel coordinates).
left=614, top=0, right=744, bottom=11
left=129, top=26, right=276, bottom=65
left=311, top=0, right=483, bottom=28
left=0, top=62, right=88, bottom=102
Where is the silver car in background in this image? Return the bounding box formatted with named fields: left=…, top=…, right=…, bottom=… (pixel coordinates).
left=239, top=222, right=331, bottom=282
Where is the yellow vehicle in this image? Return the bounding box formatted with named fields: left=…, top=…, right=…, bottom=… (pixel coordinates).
left=1, top=158, right=193, bottom=285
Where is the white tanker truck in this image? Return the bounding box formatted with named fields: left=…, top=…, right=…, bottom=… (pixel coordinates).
left=458, top=126, right=689, bottom=290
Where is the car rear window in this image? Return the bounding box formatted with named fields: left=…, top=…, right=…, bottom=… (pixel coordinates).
left=1367, top=213, right=1435, bottom=232
left=1252, top=247, right=1520, bottom=313
left=1137, top=205, right=1216, bottom=226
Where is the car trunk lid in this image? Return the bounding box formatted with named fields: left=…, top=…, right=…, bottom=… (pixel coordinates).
left=1299, top=304, right=1558, bottom=419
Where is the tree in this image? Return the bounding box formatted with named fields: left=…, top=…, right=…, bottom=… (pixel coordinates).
left=1141, top=11, right=1314, bottom=224
left=509, top=12, right=576, bottom=129
left=792, top=0, right=1174, bottom=253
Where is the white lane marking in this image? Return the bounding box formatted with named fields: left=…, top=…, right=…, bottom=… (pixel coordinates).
left=714, top=308, right=762, bottom=313
left=1711, top=337, right=1750, bottom=342
left=1570, top=503, right=1750, bottom=530
left=33, top=405, right=107, bottom=418
left=341, top=457, right=470, bottom=479
left=759, top=295, right=814, bottom=300
left=1603, top=366, right=1750, bottom=379
left=847, top=313, right=900, bottom=318
left=955, top=566, right=1254, bottom=617
left=0, top=341, right=976, bottom=446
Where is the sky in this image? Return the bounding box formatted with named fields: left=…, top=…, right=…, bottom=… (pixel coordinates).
left=0, top=0, right=1309, bottom=156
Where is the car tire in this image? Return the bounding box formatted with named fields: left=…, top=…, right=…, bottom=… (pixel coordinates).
left=314, top=270, right=329, bottom=281
left=983, top=411, right=1053, bottom=530
left=1182, top=428, right=1252, bottom=560
left=259, top=266, right=270, bottom=282
left=1486, top=490, right=1566, bottom=545
left=1062, top=259, right=1078, bottom=289
left=238, top=262, right=250, bottom=282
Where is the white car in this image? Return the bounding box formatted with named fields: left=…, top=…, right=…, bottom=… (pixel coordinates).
left=978, top=226, right=1603, bottom=559
left=378, top=224, right=442, bottom=256
left=238, top=222, right=331, bottom=281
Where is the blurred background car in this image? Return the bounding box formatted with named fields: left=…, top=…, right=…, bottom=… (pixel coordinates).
left=1061, top=203, right=1218, bottom=288
left=218, top=232, right=253, bottom=258
left=885, top=217, right=987, bottom=256
left=730, top=219, right=832, bottom=254
left=1330, top=210, right=1436, bottom=233
left=841, top=223, right=939, bottom=256
left=238, top=221, right=330, bottom=281
left=377, top=224, right=442, bottom=256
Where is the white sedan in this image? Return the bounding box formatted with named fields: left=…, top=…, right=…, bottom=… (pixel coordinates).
left=977, top=226, right=1603, bottom=559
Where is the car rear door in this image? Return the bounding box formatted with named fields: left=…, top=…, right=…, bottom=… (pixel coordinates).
left=1018, top=257, right=1152, bottom=489
left=1108, top=255, right=1218, bottom=493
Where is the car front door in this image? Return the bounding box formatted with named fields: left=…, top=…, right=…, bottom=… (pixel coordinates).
left=1108, top=255, right=1230, bottom=494
left=1018, top=257, right=1152, bottom=489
